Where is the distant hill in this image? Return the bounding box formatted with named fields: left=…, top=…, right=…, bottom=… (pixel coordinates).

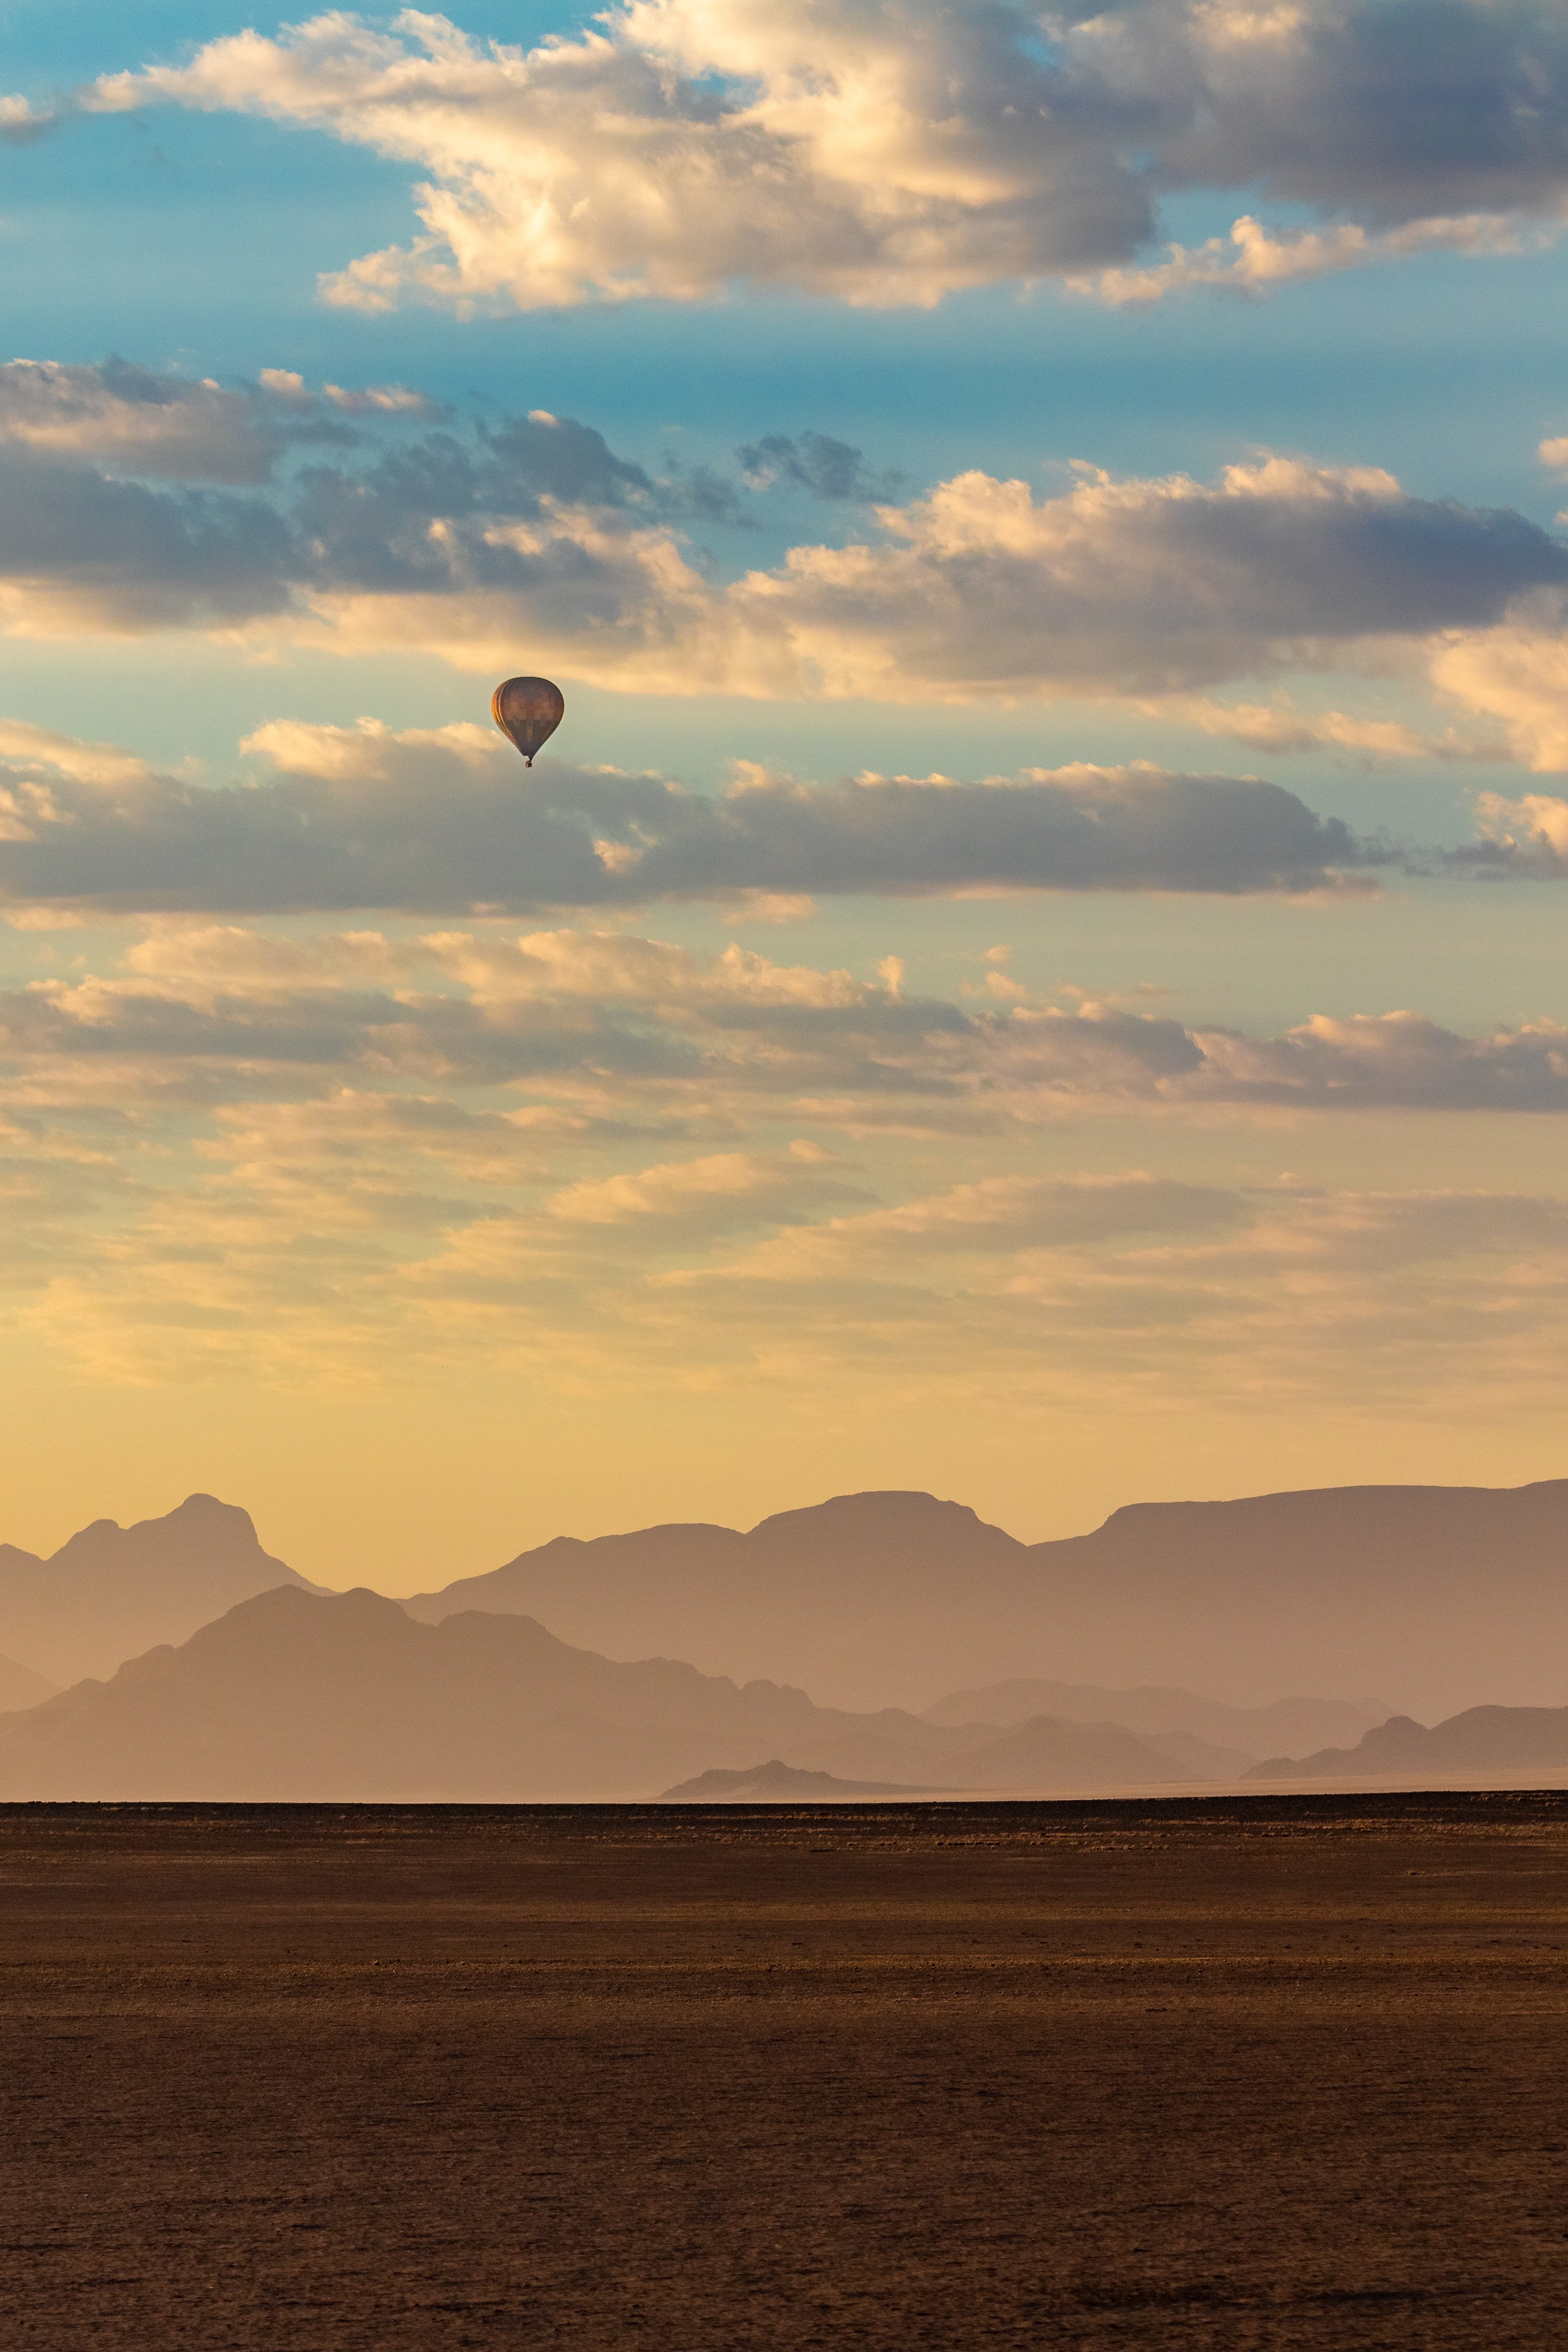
left=1248, top=1705, right=1568, bottom=1783
left=746, top=1706, right=1231, bottom=1791
left=400, top=1493, right=1007, bottom=1712
left=922, top=1679, right=1390, bottom=1760
left=400, top=1481, right=1568, bottom=1718
left=0, top=1495, right=322, bottom=1686
left=0, top=1653, right=56, bottom=1712
left=0, top=1587, right=1247, bottom=1800
left=933, top=1714, right=1236, bottom=1790
left=661, top=1761, right=940, bottom=1800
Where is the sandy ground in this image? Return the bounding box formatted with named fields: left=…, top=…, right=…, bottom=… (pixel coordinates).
left=1, top=1794, right=1566, bottom=2348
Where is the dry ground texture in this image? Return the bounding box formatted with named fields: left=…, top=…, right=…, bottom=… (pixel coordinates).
left=1, top=1796, right=1567, bottom=2348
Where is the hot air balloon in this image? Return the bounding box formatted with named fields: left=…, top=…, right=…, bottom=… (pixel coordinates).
left=491, top=676, right=565, bottom=766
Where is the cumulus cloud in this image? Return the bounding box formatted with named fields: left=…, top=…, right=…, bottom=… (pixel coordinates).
left=1429, top=604, right=1568, bottom=771
left=0, top=394, right=655, bottom=636
left=736, top=432, right=900, bottom=503
left=905, top=1000, right=1568, bottom=1121
left=0, top=390, right=1560, bottom=728
left=1460, top=788, right=1568, bottom=872
left=0, top=925, right=922, bottom=1122
left=252, top=364, right=448, bottom=431
left=1077, top=208, right=1531, bottom=306
left=21, top=2, right=1568, bottom=313
left=0, top=358, right=286, bottom=483
left=0, top=361, right=1557, bottom=784
left=0, top=717, right=1371, bottom=910
left=0, top=444, right=300, bottom=633
left=1171, top=1009, right=1568, bottom=1112
left=0, top=717, right=154, bottom=788
left=0, top=357, right=452, bottom=500
left=19, top=4, right=1154, bottom=311
left=665, top=457, right=1568, bottom=703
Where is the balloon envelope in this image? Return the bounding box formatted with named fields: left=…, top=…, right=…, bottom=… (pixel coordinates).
left=491, top=676, right=565, bottom=765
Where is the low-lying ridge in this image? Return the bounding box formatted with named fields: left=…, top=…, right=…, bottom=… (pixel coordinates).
left=1247, top=1704, right=1568, bottom=1782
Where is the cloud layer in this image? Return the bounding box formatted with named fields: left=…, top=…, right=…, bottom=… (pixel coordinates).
left=0, top=373, right=1563, bottom=751
left=13, top=915, right=1568, bottom=1128
left=0, top=718, right=1370, bottom=912
left=9, top=909, right=1568, bottom=1400
left=23, top=2, right=1568, bottom=311
left=0, top=359, right=284, bottom=483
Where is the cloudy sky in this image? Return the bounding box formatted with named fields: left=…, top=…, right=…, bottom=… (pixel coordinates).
left=6, top=0, right=1568, bottom=1584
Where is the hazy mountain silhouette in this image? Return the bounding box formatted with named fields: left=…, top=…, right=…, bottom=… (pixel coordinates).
left=1123, top=1727, right=1261, bottom=1779
left=938, top=1714, right=1236, bottom=1788
left=401, top=1481, right=1568, bottom=1718
left=0, top=1495, right=322, bottom=1686
left=12, top=1476, right=1565, bottom=1741
left=661, top=1760, right=942, bottom=1800
left=1247, top=1705, right=1568, bottom=1782
left=400, top=1494, right=1006, bottom=1711
left=0, top=1586, right=1244, bottom=1800
left=0, top=1653, right=56, bottom=1711
left=922, top=1679, right=1389, bottom=1759
left=726, top=1708, right=1239, bottom=1791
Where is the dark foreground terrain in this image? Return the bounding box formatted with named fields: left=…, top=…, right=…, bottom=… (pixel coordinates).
left=2, top=1798, right=1567, bottom=2349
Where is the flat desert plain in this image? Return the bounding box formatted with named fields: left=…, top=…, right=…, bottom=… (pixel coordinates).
left=2, top=1796, right=1567, bottom=2347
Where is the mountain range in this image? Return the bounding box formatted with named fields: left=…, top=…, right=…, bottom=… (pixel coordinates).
left=1248, top=1706, right=1568, bottom=1782
left=4, top=1477, right=1568, bottom=1796
left=0, top=1586, right=1297, bottom=1800
left=920, top=1679, right=1388, bottom=1756
left=0, top=1494, right=319, bottom=1686
left=401, top=1480, right=1568, bottom=1718
left=0, top=1653, right=55, bottom=1711
left=10, top=1578, right=1568, bottom=1798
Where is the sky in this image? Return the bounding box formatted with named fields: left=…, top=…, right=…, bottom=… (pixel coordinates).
left=6, top=0, right=1568, bottom=1587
